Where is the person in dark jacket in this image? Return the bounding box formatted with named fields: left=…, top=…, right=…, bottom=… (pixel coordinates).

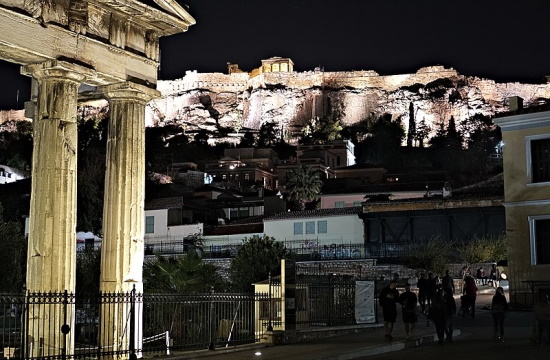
left=417, top=273, right=428, bottom=314
left=426, top=272, right=437, bottom=313
left=441, top=269, right=455, bottom=294
left=379, top=280, right=400, bottom=340
left=489, top=263, right=501, bottom=288
left=430, top=287, right=447, bottom=345
left=462, top=275, right=478, bottom=319
left=491, top=286, right=509, bottom=342
left=444, top=287, right=457, bottom=342
left=399, top=282, right=418, bottom=339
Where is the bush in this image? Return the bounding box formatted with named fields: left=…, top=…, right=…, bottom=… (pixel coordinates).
left=406, top=237, right=452, bottom=274
left=454, top=235, right=507, bottom=265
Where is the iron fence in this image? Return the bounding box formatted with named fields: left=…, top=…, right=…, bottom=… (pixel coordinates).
left=146, top=238, right=427, bottom=262
left=0, top=290, right=268, bottom=359
left=293, top=276, right=358, bottom=328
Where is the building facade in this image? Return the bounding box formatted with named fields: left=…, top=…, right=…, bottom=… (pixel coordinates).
left=494, top=105, right=550, bottom=306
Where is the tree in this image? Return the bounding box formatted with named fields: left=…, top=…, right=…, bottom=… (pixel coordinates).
left=257, top=122, right=278, bottom=147
left=229, top=235, right=288, bottom=292
left=454, top=237, right=492, bottom=265
left=76, top=248, right=101, bottom=297
left=285, top=164, right=323, bottom=210
left=77, top=117, right=107, bottom=233
left=299, top=114, right=342, bottom=145
left=0, top=202, right=27, bottom=293
left=360, top=113, right=405, bottom=166
left=407, top=102, right=416, bottom=147
left=454, top=235, right=508, bottom=266
left=413, top=117, right=431, bottom=148
left=239, top=131, right=256, bottom=147
left=193, top=129, right=209, bottom=146
left=143, top=252, right=226, bottom=293
left=0, top=120, right=33, bottom=171
left=459, top=114, right=502, bottom=181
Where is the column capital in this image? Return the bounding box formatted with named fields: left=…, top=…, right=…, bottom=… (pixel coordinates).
left=99, top=81, right=161, bottom=104
left=22, top=60, right=96, bottom=83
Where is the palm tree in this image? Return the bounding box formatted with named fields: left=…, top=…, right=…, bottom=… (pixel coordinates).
left=285, top=164, right=323, bottom=210
left=143, top=252, right=226, bottom=293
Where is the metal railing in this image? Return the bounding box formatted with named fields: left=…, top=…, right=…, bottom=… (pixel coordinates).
left=0, top=290, right=268, bottom=359
left=146, top=238, right=426, bottom=262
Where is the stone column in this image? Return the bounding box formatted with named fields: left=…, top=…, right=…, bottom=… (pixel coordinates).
left=99, top=82, right=159, bottom=356
left=21, top=60, right=94, bottom=358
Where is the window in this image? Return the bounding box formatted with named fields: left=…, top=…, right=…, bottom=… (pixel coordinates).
left=353, top=201, right=363, bottom=207
left=318, top=220, right=327, bottom=234
left=167, top=208, right=183, bottom=226
left=145, top=216, right=154, bottom=234
left=305, top=221, right=315, bottom=234
left=527, top=136, right=550, bottom=183
left=293, top=222, right=303, bottom=235
left=530, top=216, right=550, bottom=265
left=334, top=201, right=345, bottom=208
left=244, top=173, right=250, bottom=181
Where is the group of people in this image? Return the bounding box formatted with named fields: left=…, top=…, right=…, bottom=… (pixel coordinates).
left=379, top=268, right=509, bottom=344
left=460, top=263, right=502, bottom=288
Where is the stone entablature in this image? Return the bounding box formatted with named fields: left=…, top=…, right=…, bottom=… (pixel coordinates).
left=0, top=0, right=195, bottom=86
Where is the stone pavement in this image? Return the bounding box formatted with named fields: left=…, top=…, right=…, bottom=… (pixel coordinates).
left=157, top=282, right=544, bottom=360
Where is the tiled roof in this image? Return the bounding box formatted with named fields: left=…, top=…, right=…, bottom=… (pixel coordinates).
left=363, top=193, right=503, bottom=205
left=203, top=223, right=264, bottom=236
left=322, top=181, right=448, bottom=195
left=225, top=215, right=264, bottom=225
left=145, top=197, right=183, bottom=210
left=264, top=207, right=363, bottom=221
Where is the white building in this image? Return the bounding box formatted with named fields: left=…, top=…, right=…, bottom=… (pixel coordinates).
left=0, top=164, right=28, bottom=184
left=144, top=197, right=204, bottom=254
left=263, top=207, right=364, bottom=247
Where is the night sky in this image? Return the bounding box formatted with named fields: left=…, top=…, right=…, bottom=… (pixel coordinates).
left=1, top=0, right=549, bottom=110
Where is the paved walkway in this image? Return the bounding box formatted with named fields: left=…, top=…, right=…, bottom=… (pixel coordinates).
left=154, top=283, right=540, bottom=360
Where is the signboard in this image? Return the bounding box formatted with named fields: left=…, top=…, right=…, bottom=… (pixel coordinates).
left=355, top=281, right=376, bottom=324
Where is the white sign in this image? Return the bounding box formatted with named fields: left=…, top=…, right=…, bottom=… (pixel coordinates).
left=355, top=281, right=376, bottom=324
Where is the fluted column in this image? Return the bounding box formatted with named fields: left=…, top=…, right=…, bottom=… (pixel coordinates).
left=21, top=60, right=94, bottom=358
left=99, top=82, right=159, bottom=356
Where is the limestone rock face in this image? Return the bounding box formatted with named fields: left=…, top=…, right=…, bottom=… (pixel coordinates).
left=146, top=67, right=550, bottom=142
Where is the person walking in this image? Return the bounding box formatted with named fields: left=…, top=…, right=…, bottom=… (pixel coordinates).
left=463, top=275, right=478, bottom=319
left=476, top=266, right=487, bottom=285
left=417, top=273, right=428, bottom=314
left=426, top=272, right=437, bottom=313
left=491, top=286, right=509, bottom=342
left=443, top=287, right=457, bottom=342
left=490, top=263, right=501, bottom=288
left=399, top=282, right=418, bottom=339
left=441, top=269, right=455, bottom=294
left=379, top=280, right=400, bottom=340
left=430, top=287, right=448, bottom=345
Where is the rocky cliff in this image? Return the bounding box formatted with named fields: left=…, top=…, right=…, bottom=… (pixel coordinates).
left=148, top=65, right=550, bottom=143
